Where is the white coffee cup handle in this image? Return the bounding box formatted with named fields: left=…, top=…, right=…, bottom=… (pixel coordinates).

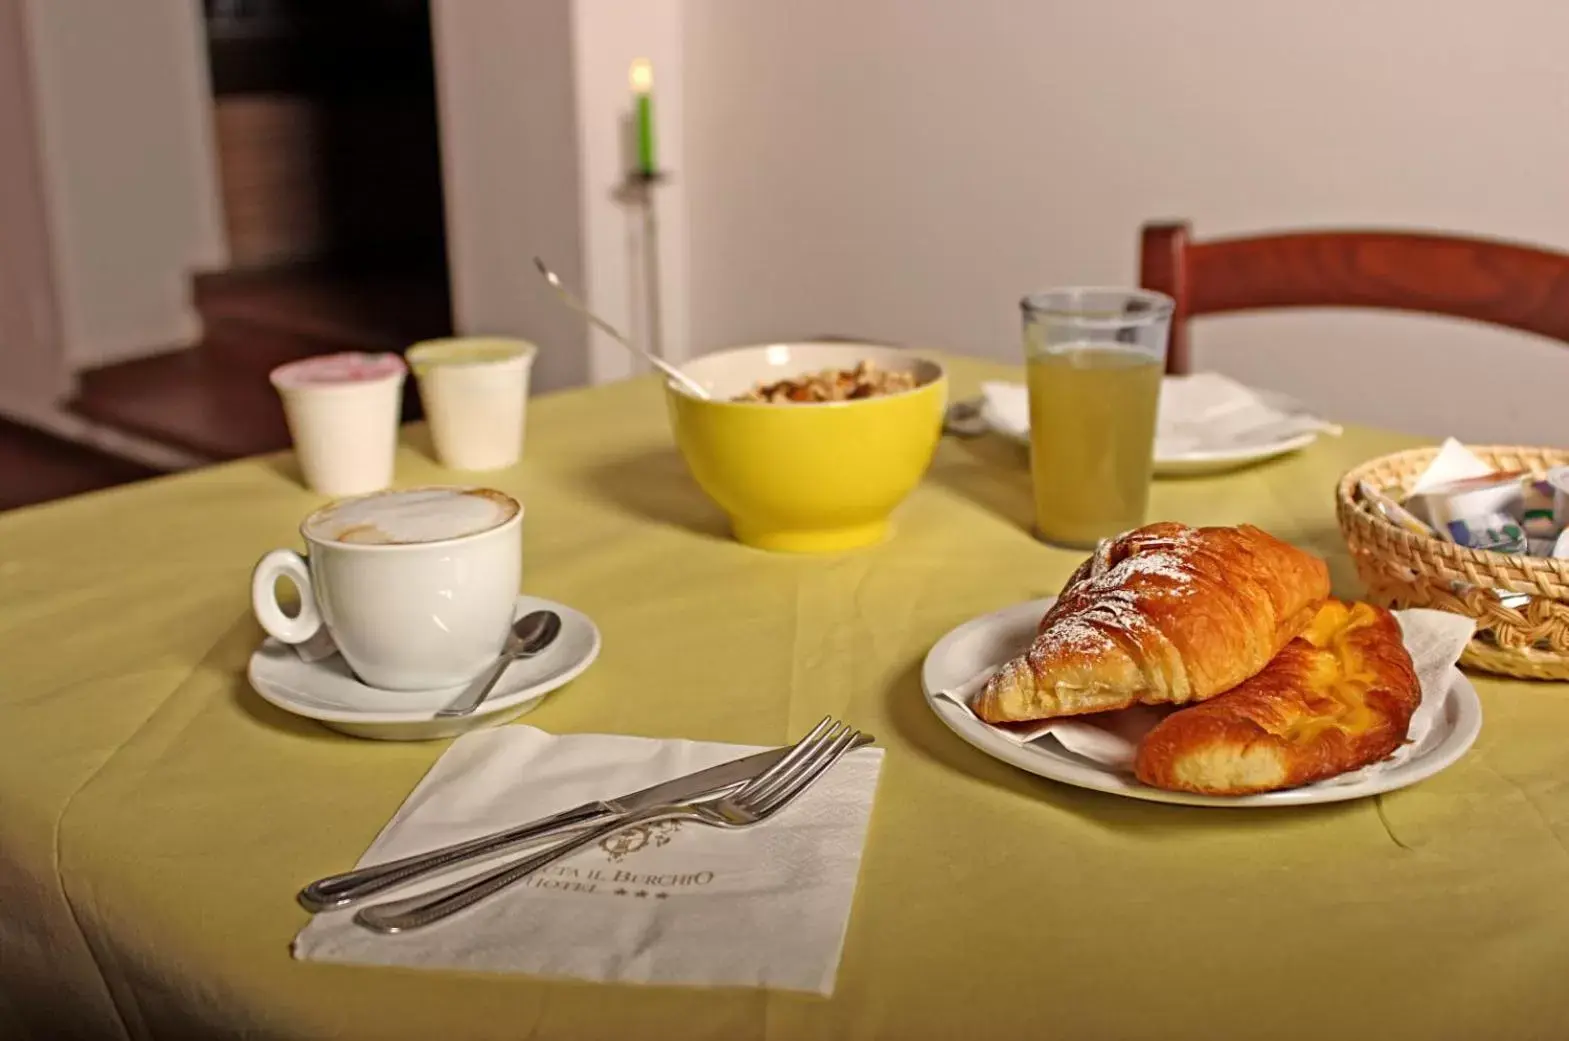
left=252, top=549, right=324, bottom=645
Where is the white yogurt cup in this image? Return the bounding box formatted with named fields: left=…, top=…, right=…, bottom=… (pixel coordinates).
left=407, top=338, right=537, bottom=471
left=270, top=352, right=407, bottom=497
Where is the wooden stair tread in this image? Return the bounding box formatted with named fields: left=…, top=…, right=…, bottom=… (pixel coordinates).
left=0, top=418, right=162, bottom=512
left=72, top=347, right=294, bottom=460
left=72, top=342, right=423, bottom=462
left=73, top=266, right=445, bottom=461
left=193, top=267, right=451, bottom=351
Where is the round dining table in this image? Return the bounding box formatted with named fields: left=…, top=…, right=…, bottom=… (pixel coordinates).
left=2, top=355, right=1566, bottom=1041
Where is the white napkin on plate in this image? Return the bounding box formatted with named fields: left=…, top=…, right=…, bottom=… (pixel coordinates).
left=979, top=372, right=1340, bottom=458
left=294, top=727, right=883, bottom=995
left=934, top=609, right=1474, bottom=787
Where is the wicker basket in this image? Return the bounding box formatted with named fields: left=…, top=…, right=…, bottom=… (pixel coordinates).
left=1336, top=445, right=1569, bottom=680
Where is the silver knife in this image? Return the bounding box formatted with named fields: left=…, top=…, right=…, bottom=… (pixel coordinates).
left=296, top=743, right=791, bottom=912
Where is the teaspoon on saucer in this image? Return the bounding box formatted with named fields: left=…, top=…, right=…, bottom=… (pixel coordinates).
left=435, top=610, right=563, bottom=719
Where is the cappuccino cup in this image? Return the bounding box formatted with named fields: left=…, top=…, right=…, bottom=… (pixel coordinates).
left=251, top=486, right=522, bottom=691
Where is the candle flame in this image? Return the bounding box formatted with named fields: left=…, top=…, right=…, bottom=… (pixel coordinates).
left=629, top=58, right=653, bottom=93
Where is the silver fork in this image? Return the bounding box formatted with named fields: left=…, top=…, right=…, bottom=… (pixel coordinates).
left=354, top=718, right=871, bottom=934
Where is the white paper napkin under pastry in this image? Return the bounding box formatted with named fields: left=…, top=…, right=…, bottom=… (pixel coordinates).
left=294, top=727, right=884, bottom=995
left=934, top=609, right=1475, bottom=788
left=979, top=372, right=1341, bottom=457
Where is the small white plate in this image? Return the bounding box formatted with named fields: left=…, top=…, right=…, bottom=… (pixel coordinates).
left=983, top=410, right=1320, bottom=477
left=978, top=381, right=1325, bottom=476
left=247, top=595, right=601, bottom=741
left=921, top=598, right=1483, bottom=807
left=1148, top=431, right=1321, bottom=477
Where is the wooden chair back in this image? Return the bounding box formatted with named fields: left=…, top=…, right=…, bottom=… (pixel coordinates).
left=1139, top=221, right=1569, bottom=374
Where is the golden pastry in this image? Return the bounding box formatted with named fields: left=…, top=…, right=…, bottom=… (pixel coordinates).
left=1134, top=599, right=1421, bottom=795
left=973, top=522, right=1330, bottom=723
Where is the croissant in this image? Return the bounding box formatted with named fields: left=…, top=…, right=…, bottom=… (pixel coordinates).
left=973, top=522, right=1329, bottom=723
left=1134, top=599, right=1421, bottom=795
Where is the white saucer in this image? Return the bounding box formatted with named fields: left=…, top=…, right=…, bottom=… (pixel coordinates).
left=247, top=596, right=601, bottom=741
left=1148, top=431, right=1320, bottom=476
left=984, top=409, right=1320, bottom=477
left=921, top=598, right=1483, bottom=808
left=978, top=380, right=1326, bottom=476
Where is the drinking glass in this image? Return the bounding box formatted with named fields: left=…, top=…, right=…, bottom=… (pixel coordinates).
left=1021, top=287, right=1174, bottom=548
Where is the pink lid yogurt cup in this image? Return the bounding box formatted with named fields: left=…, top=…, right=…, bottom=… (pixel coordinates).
left=269, top=352, right=407, bottom=390
left=269, top=352, right=408, bottom=497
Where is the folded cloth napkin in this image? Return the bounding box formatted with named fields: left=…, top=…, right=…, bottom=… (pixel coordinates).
left=979, top=372, right=1341, bottom=458
left=294, top=727, right=884, bottom=994
left=934, top=609, right=1475, bottom=788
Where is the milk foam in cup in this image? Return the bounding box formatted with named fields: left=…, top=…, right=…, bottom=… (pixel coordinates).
left=269, top=352, right=407, bottom=497
left=304, top=486, right=518, bottom=545
left=407, top=337, right=537, bottom=471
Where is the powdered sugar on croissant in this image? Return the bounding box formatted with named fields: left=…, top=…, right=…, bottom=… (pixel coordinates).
left=972, top=523, right=1330, bottom=723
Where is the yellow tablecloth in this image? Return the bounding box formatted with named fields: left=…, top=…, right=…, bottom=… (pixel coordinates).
left=3, top=356, right=1567, bottom=1041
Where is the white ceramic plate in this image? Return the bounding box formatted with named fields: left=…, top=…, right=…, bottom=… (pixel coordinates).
left=247, top=595, right=600, bottom=741
left=984, top=412, right=1320, bottom=477
left=977, top=382, right=1323, bottom=476
left=921, top=598, right=1483, bottom=807
left=988, top=426, right=1318, bottom=475
left=1149, top=431, right=1321, bottom=477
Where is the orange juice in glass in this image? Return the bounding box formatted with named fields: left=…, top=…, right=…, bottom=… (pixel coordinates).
left=1021, top=288, right=1173, bottom=548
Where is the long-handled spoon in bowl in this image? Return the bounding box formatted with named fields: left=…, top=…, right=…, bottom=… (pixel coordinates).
left=532, top=257, right=710, bottom=399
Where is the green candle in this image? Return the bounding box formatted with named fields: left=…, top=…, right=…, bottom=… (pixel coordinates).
left=630, top=58, right=656, bottom=176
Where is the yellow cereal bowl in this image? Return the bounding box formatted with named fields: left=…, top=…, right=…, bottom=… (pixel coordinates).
left=665, top=342, right=948, bottom=553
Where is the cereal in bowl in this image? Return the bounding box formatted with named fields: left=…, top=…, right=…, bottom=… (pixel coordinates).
left=734, top=360, right=918, bottom=403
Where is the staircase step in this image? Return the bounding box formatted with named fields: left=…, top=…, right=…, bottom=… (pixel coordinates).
left=193, top=266, right=451, bottom=351
left=72, top=342, right=422, bottom=461
left=72, top=265, right=446, bottom=461
left=72, top=347, right=294, bottom=460
left=0, top=418, right=162, bottom=512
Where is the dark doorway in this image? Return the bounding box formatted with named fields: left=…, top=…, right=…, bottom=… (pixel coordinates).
left=68, top=2, right=455, bottom=464
left=199, top=0, right=453, bottom=353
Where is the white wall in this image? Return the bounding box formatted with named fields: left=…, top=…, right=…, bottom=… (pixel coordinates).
left=433, top=0, right=688, bottom=394
left=23, top=0, right=226, bottom=367
left=433, top=0, right=589, bottom=393
left=0, top=0, right=69, bottom=408
left=682, top=0, right=1569, bottom=443
left=570, top=0, right=688, bottom=384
